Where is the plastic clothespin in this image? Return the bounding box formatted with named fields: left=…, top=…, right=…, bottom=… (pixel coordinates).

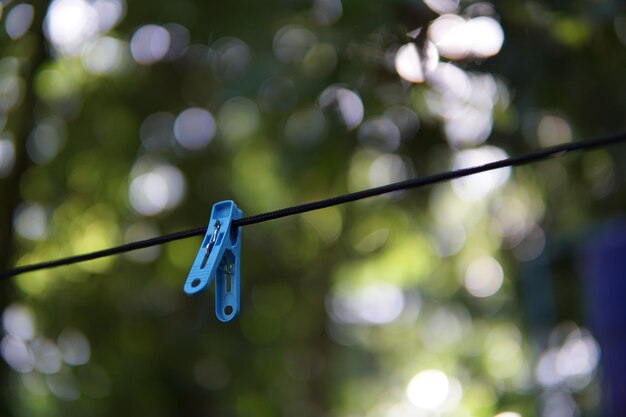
left=184, top=200, right=242, bottom=322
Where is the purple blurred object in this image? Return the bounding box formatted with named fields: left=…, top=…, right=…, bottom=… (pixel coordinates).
left=583, top=220, right=626, bottom=417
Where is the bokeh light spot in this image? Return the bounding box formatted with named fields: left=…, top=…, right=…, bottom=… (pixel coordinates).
left=406, top=369, right=450, bottom=410
left=217, top=97, right=259, bottom=142
left=368, top=153, right=408, bottom=188
left=537, top=114, right=572, bottom=148
left=319, top=85, right=364, bottom=130
left=27, top=116, right=67, bottom=164
left=210, top=37, right=252, bottom=79
left=0, top=138, right=15, bottom=178
left=94, top=0, right=126, bottom=32
left=273, top=25, right=317, bottom=64
left=312, top=0, right=342, bottom=25
left=3, top=304, right=36, bottom=341
left=452, top=146, right=510, bottom=201
left=173, top=107, right=216, bottom=150
left=329, top=282, right=404, bottom=325
left=424, top=0, right=459, bottom=14
left=163, top=23, right=190, bottom=60
left=58, top=328, right=90, bottom=366
left=1, top=335, right=33, bottom=373
left=45, top=0, right=100, bottom=54
left=358, top=117, right=401, bottom=151
left=14, top=202, right=48, bottom=241
left=464, top=256, right=504, bottom=298
left=81, top=36, right=128, bottom=75
left=129, top=163, right=186, bottom=216
left=0, top=75, right=24, bottom=111
left=467, top=17, right=505, bottom=58
left=31, top=337, right=62, bottom=374
left=5, top=3, right=34, bottom=39
left=428, top=15, right=504, bottom=60
left=384, top=106, right=420, bottom=140
left=394, top=42, right=438, bottom=83
left=130, top=24, right=170, bottom=65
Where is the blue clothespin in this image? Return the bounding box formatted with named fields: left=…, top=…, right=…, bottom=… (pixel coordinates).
left=184, top=200, right=242, bottom=322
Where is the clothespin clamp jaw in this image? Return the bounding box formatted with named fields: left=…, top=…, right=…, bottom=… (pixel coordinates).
left=184, top=200, right=242, bottom=322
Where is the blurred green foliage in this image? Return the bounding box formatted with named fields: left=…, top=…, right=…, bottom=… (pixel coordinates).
left=0, top=0, right=625, bottom=416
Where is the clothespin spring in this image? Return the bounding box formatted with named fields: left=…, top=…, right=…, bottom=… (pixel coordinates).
left=201, top=220, right=221, bottom=269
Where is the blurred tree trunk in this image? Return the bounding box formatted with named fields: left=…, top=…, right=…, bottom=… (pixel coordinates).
left=0, top=1, right=48, bottom=413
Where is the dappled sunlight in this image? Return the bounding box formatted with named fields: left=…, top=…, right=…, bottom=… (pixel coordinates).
left=394, top=41, right=439, bottom=83
left=129, top=162, right=186, bottom=216
left=484, top=324, right=525, bottom=380
left=429, top=14, right=504, bottom=60
left=273, top=25, right=318, bottom=64
left=173, top=107, right=216, bottom=150
left=31, top=337, right=63, bottom=374
left=319, top=85, right=364, bottom=130
left=45, top=0, right=125, bottom=55
left=57, top=328, right=90, bottom=366
left=464, top=256, right=504, bottom=298
left=3, top=304, right=36, bottom=341
left=81, top=36, right=129, bottom=75
left=1, top=335, right=33, bottom=373
left=406, top=369, right=463, bottom=412
left=45, top=0, right=99, bottom=54
left=430, top=219, right=466, bottom=257
left=421, top=306, right=468, bottom=350
left=452, top=146, right=511, bottom=201
left=537, top=114, right=573, bottom=147
left=130, top=24, right=170, bottom=65
left=425, top=63, right=503, bottom=147
left=535, top=324, right=600, bottom=391
left=368, top=153, right=410, bottom=188
left=14, top=202, right=48, bottom=241
left=0, top=0, right=614, bottom=415
left=1, top=303, right=94, bottom=402
left=358, top=117, right=401, bottom=151
left=328, top=282, right=405, bottom=325
left=424, top=0, right=459, bottom=15
left=5, top=3, right=34, bottom=40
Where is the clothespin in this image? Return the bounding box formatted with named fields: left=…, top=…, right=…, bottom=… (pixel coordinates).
left=184, top=200, right=242, bottom=322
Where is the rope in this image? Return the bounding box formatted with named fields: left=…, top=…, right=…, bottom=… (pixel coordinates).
left=2, top=130, right=625, bottom=279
